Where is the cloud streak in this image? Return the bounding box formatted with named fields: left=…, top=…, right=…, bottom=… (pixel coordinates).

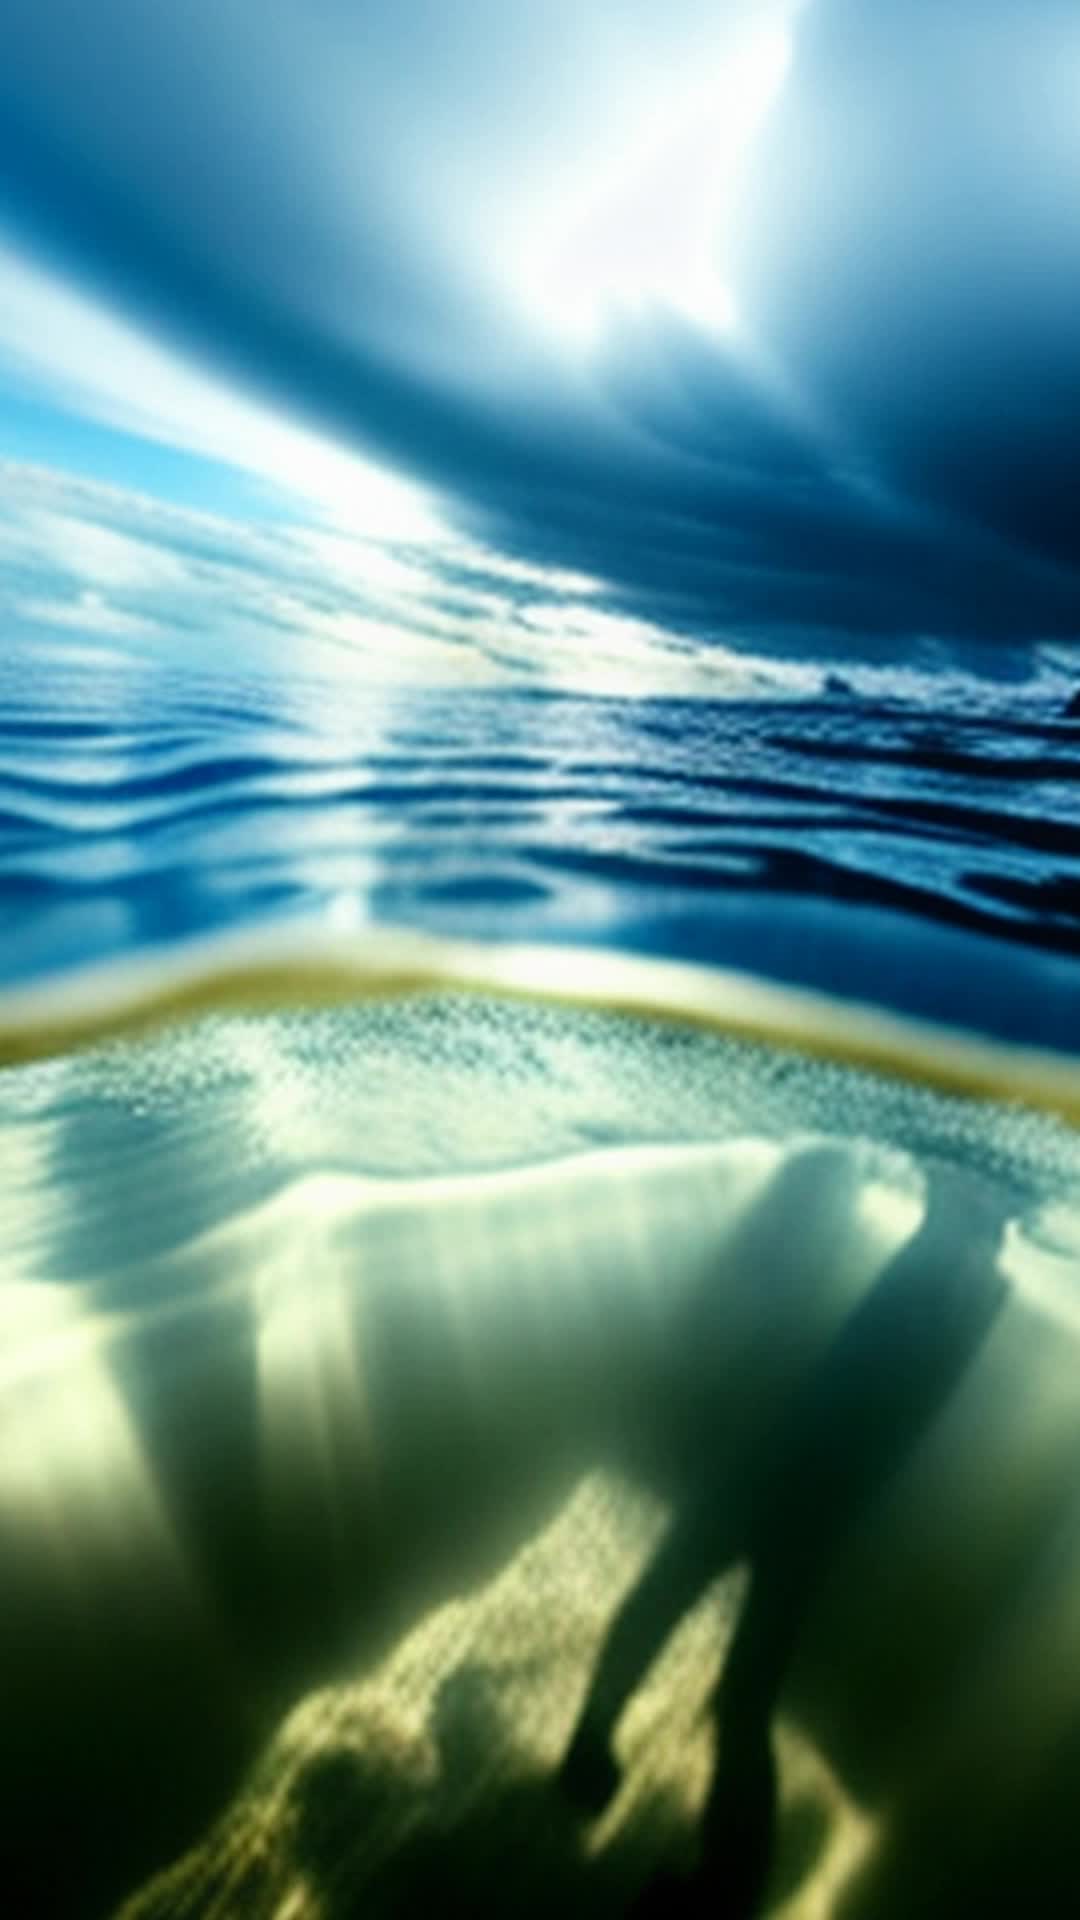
left=0, top=461, right=805, bottom=698
left=0, top=0, right=1077, bottom=667
left=6, top=462, right=1075, bottom=715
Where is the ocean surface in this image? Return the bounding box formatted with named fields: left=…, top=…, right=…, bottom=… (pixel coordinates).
left=2, top=632, right=1080, bottom=1920
left=1, top=638, right=1078, bottom=1052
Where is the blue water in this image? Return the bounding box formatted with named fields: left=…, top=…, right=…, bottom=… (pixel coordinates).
left=1, top=640, right=1078, bottom=1052
left=2, top=633, right=1079, bottom=1920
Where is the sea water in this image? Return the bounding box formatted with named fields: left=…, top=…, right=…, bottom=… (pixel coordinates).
left=1, top=645, right=1079, bottom=1918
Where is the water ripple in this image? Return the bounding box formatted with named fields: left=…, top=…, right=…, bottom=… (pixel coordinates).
left=1, top=664, right=1078, bottom=1048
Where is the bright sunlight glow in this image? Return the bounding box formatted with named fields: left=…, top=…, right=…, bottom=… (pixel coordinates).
left=520, top=24, right=792, bottom=349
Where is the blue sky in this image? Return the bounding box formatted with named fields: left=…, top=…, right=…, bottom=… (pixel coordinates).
left=0, top=0, right=1078, bottom=680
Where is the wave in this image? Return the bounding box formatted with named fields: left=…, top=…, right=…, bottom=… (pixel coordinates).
left=2, top=666, right=1079, bottom=1051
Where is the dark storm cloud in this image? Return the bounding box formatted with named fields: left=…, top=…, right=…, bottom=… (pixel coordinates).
left=1, top=0, right=1078, bottom=663
left=732, top=0, right=1080, bottom=571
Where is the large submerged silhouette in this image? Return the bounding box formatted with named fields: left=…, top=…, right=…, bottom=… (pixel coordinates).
left=2, top=4, right=1079, bottom=1912
left=2, top=950, right=1077, bottom=1918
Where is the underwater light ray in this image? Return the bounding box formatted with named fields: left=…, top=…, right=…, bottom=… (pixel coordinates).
left=0, top=6, right=1079, bottom=1915
left=1, top=1053, right=1078, bottom=1917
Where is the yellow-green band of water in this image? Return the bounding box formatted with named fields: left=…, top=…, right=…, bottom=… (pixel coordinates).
left=0, top=922, right=1077, bottom=1128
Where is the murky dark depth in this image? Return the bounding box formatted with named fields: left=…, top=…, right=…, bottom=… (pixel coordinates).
left=1, top=993, right=1077, bottom=1917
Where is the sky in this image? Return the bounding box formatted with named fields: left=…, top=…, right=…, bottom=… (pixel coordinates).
left=0, top=0, right=1078, bottom=684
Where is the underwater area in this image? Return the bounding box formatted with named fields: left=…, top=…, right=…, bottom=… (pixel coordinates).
left=2, top=646, right=1079, bottom=1918
left=2, top=1, right=1080, bottom=1915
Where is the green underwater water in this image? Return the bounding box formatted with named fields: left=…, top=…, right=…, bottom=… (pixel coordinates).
left=1, top=952, right=1079, bottom=1919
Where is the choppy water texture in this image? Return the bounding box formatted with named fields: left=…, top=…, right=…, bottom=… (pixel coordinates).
left=1, top=635, right=1079, bottom=1916
left=1, top=988, right=1079, bottom=1918
left=1, top=644, right=1078, bottom=1050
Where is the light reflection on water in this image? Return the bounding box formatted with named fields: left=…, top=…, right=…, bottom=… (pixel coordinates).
left=2, top=641, right=1079, bottom=1052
